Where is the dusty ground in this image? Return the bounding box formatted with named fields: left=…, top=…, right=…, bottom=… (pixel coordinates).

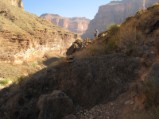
left=76, top=87, right=159, bottom=119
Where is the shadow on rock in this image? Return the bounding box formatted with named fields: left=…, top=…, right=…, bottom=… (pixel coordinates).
left=43, top=57, right=60, bottom=66
left=0, top=53, right=141, bottom=119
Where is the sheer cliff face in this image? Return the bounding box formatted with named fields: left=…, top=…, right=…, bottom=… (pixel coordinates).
left=9, top=0, right=24, bottom=8
left=40, top=14, right=90, bottom=35
left=83, top=0, right=159, bottom=38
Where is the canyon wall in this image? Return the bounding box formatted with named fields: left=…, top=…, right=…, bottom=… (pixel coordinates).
left=83, top=0, right=159, bottom=38
left=40, top=14, right=90, bottom=35
left=0, top=0, right=79, bottom=64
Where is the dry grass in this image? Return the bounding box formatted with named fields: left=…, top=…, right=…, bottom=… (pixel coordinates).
left=1, top=3, right=159, bottom=119
left=74, top=24, right=120, bottom=59
left=0, top=0, right=69, bottom=37
left=119, top=28, right=144, bottom=55
left=0, top=78, right=11, bottom=86
left=75, top=19, right=144, bottom=58
left=74, top=42, right=106, bottom=58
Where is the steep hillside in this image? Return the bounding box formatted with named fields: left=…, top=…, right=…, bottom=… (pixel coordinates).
left=0, top=0, right=79, bottom=64
left=0, top=0, right=79, bottom=89
left=83, top=0, right=159, bottom=38
left=0, top=3, right=159, bottom=119
left=40, top=14, right=90, bottom=35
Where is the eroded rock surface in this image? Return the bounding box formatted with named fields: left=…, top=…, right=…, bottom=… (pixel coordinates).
left=0, top=1, right=80, bottom=64
left=83, top=0, right=159, bottom=38
left=41, top=14, right=90, bottom=35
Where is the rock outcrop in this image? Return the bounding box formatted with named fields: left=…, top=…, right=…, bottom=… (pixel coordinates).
left=66, top=39, right=92, bottom=56
left=0, top=1, right=79, bottom=64
left=0, top=54, right=140, bottom=119
left=7, top=0, right=24, bottom=9
left=38, top=90, right=74, bottom=119
left=1, top=3, right=159, bottom=119
left=40, top=14, right=90, bottom=35
left=83, top=0, right=159, bottom=38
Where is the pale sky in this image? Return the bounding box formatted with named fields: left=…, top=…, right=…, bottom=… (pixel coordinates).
left=23, top=0, right=113, bottom=19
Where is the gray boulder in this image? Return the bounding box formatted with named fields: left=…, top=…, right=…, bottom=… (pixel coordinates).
left=37, top=90, right=74, bottom=119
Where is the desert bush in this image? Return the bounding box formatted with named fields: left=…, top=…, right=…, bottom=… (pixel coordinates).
left=0, top=78, right=12, bottom=86
left=105, top=24, right=120, bottom=52
left=108, top=24, right=120, bottom=36
left=118, top=21, right=145, bottom=55
left=74, top=43, right=106, bottom=58
left=74, top=24, right=120, bottom=58
left=106, top=22, right=116, bottom=30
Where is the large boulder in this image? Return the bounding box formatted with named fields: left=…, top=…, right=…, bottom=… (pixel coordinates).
left=37, top=90, right=75, bottom=119
left=66, top=39, right=92, bottom=56
left=66, top=39, right=84, bottom=56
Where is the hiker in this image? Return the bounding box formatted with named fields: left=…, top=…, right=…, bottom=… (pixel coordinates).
left=94, top=29, right=99, bottom=38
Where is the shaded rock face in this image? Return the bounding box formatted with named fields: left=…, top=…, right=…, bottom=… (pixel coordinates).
left=66, top=39, right=92, bottom=56
left=66, top=39, right=84, bottom=56
left=56, top=54, right=140, bottom=107
left=40, top=14, right=90, bottom=35
left=0, top=54, right=140, bottom=119
left=83, top=0, right=159, bottom=38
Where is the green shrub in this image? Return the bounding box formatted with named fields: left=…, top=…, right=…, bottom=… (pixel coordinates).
left=118, top=22, right=144, bottom=55
left=105, top=24, right=120, bottom=52
left=106, top=22, right=116, bottom=30
left=0, top=78, right=10, bottom=86
left=108, top=24, right=120, bottom=36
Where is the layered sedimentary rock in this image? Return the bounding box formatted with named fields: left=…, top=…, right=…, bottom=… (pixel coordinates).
left=0, top=0, right=79, bottom=64
left=40, top=14, right=90, bottom=35
left=83, top=0, right=159, bottom=38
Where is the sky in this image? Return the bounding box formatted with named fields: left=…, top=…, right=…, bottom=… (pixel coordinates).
left=23, top=0, right=112, bottom=19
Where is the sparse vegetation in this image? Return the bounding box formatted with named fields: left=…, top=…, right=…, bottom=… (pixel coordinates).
left=0, top=78, right=11, bottom=86
left=105, top=24, right=120, bottom=52
left=106, top=22, right=116, bottom=30
left=74, top=24, right=120, bottom=58
left=1, top=1, right=159, bottom=119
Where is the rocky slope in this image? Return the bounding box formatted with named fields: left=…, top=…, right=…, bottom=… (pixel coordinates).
left=0, top=0, right=79, bottom=64
left=7, top=0, right=24, bottom=9
left=40, top=14, right=90, bottom=35
left=0, top=4, right=159, bottom=119
left=83, top=0, right=159, bottom=38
